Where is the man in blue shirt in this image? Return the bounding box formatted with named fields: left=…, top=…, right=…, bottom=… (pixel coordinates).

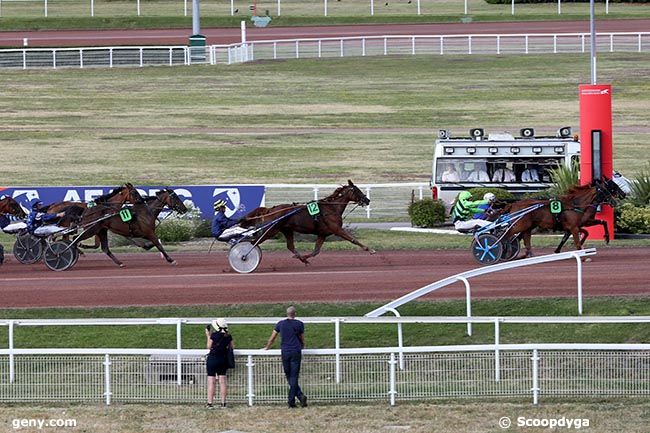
left=263, top=306, right=308, bottom=408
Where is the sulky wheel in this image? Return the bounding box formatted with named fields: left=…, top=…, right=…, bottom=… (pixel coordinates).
left=228, top=242, right=262, bottom=274
left=13, top=233, right=45, bottom=264
left=44, top=240, right=79, bottom=272
left=471, top=233, right=503, bottom=266
left=501, top=237, right=521, bottom=262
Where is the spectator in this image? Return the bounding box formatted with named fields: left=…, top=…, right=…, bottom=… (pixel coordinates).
left=441, top=163, right=460, bottom=183
left=205, top=318, right=233, bottom=409
left=466, top=163, right=490, bottom=182
left=492, top=163, right=516, bottom=182
left=521, top=164, right=540, bottom=182
left=263, top=306, right=308, bottom=408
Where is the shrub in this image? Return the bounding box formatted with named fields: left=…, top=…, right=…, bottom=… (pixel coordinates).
left=467, top=187, right=514, bottom=202
left=156, top=218, right=195, bottom=242
left=408, top=199, right=446, bottom=227
left=628, top=164, right=650, bottom=206
left=193, top=219, right=213, bottom=238
left=616, top=203, right=650, bottom=234
left=548, top=162, right=579, bottom=195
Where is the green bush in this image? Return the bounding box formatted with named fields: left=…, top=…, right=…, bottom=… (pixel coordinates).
left=616, top=203, right=650, bottom=234
left=193, top=219, right=213, bottom=238
left=628, top=164, right=650, bottom=206
left=155, top=218, right=195, bottom=242
left=408, top=199, right=446, bottom=227
left=467, top=187, right=514, bottom=202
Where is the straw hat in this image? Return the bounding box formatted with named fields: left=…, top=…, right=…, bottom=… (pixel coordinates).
left=211, top=318, right=228, bottom=330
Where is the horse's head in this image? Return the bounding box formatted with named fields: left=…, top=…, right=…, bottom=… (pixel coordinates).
left=333, top=180, right=370, bottom=207
left=0, top=196, right=27, bottom=218
left=157, top=188, right=188, bottom=214
left=124, top=183, right=145, bottom=204
left=595, top=177, right=626, bottom=206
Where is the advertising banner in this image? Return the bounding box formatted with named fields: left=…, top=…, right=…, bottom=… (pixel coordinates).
left=0, top=185, right=265, bottom=220
left=579, top=84, right=613, bottom=240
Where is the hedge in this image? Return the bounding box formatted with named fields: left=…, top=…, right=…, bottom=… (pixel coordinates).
left=408, top=199, right=447, bottom=227
left=616, top=203, right=650, bottom=234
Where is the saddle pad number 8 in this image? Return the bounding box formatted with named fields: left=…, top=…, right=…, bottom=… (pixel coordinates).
left=307, top=202, right=320, bottom=217
left=550, top=200, right=562, bottom=214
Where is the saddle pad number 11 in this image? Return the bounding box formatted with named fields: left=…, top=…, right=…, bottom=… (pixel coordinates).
left=307, top=202, right=320, bottom=217
left=550, top=200, right=562, bottom=214
left=119, top=208, right=133, bottom=222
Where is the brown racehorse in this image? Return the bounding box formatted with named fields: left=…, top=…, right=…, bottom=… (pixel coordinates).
left=72, top=188, right=187, bottom=267
left=503, top=178, right=625, bottom=258
left=0, top=196, right=27, bottom=219
left=240, top=180, right=375, bottom=264
left=553, top=177, right=626, bottom=253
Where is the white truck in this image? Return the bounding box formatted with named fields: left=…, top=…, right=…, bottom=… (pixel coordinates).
left=430, top=127, right=581, bottom=207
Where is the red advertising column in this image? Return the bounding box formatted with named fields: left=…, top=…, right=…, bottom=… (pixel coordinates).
left=579, top=84, right=613, bottom=240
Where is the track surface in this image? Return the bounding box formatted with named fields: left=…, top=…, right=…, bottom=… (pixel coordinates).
left=1, top=19, right=649, bottom=47
left=0, top=247, right=647, bottom=308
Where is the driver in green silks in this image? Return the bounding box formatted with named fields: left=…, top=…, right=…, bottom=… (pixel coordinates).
left=451, top=191, right=495, bottom=231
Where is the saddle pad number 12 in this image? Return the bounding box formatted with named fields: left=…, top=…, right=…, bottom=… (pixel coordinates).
left=119, top=208, right=133, bottom=222
left=550, top=200, right=562, bottom=214
left=307, top=202, right=320, bottom=217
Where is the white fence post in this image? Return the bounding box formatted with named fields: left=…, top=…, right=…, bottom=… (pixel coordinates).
left=246, top=355, right=255, bottom=406
left=416, top=0, right=420, bottom=15
left=137, top=0, right=141, bottom=16
left=324, top=0, right=327, bottom=16
left=335, top=318, right=341, bottom=383
left=8, top=320, right=14, bottom=384
left=52, top=50, right=56, bottom=69
left=575, top=253, right=583, bottom=315
left=531, top=349, right=540, bottom=405
left=370, top=0, right=374, bottom=16
left=458, top=277, right=472, bottom=336
left=388, top=353, right=397, bottom=406
left=230, top=0, right=233, bottom=15
left=494, top=318, right=500, bottom=382
left=44, top=0, right=47, bottom=17
left=365, top=187, right=371, bottom=218
left=104, top=354, right=112, bottom=405
left=91, top=0, right=94, bottom=17
left=80, top=49, right=84, bottom=69
left=277, top=0, right=281, bottom=15
left=176, top=320, right=182, bottom=385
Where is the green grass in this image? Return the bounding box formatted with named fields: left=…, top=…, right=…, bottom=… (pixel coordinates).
left=0, top=0, right=648, bottom=31
left=2, top=297, right=650, bottom=350
left=1, top=53, right=649, bottom=185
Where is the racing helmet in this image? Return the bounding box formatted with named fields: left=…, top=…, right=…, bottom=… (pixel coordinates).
left=30, top=199, right=43, bottom=211
left=213, top=199, right=227, bottom=211
left=483, top=192, right=496, bottom=202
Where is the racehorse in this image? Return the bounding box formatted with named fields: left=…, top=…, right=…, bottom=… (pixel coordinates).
left=240, top=180, right=375, bottom=264
left=502, top=177, right=625, bottom=258
left=553, top=177, right=626, bottom=253
left=73, top=188, right=187, bottom=267
left=0, top=196, right=27, bottom=219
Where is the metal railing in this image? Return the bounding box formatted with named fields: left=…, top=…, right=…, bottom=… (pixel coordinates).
left=218, top=32, right=650, bottom=64
left=2, top=344, right=650, bottom=405
left=2, top=32, right=648, bottom=69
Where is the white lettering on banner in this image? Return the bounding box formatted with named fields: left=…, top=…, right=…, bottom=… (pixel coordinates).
left=11, top=190, right=39, bottom=201
left=84, top=189, right=104, bottom=202
left=173, top=188, right=192, bottom=198
left=63, top=190, right=81, bottom=202
left=212, top=188, right=241, bottom=217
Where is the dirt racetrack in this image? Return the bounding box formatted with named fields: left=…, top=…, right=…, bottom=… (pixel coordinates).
left=1, top=19, right=649, bottom=47
left=0, top=247, right=647, bottom=308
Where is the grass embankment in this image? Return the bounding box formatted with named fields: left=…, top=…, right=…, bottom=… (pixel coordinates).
left=2, top=402, right=650, bottom=433
left=1, top=54, right=649, bottom=185
left=2, top=297, right=650, bottom=350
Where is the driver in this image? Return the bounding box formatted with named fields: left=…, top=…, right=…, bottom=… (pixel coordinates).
left=26, top=200, right=65, bottom=236
left=451, top=191, right=496, bottom=232
left=211, top=199, right=248, bottom=241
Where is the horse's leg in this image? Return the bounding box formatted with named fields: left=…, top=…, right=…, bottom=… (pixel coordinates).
left=146, top=234, right=176, bottom=265
left=78, top=235, right=101, bottom=250
left=522, top=230, right=533, bottom=258
left=555, top=232, right=571, bottom=254
left=300, top=235, right=327, bottom=261
left=98, top=229, right=124, bottom=268
left=281, top=229, right=309, bottom=264
left=324, top=225, right=376, bottom=255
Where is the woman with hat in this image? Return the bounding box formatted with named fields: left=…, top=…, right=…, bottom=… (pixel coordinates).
left=205, top=318, right=233, bottom=408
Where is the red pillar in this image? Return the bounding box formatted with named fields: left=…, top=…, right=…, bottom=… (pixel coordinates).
left=579, top=84, right=614, bottom=240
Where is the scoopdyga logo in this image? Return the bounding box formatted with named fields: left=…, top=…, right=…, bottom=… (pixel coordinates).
left=212, top=188, right=242, bottom=217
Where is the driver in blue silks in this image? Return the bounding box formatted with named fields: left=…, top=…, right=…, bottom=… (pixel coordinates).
left=26, top=200, right=65, bottom=235
left=211, top=200, right=247, bottom=241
